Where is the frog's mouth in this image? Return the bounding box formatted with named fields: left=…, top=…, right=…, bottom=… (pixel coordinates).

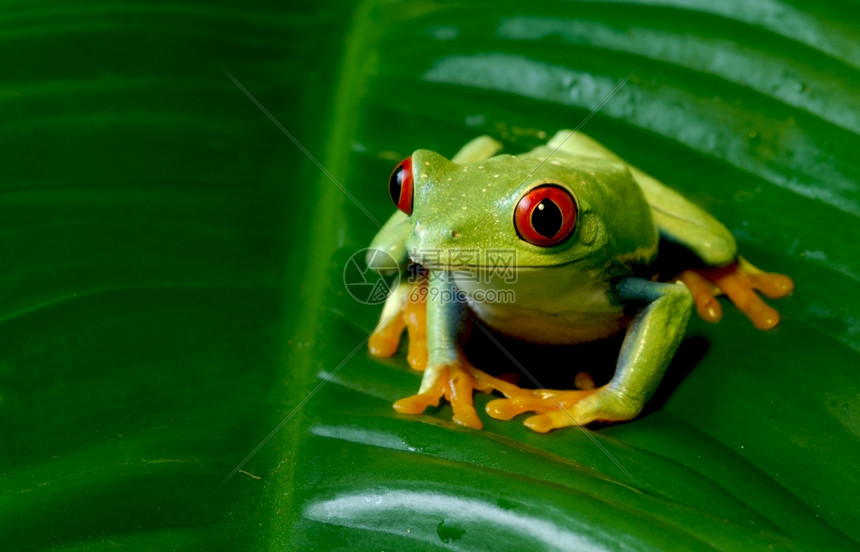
left=407, top=248, right=577, bottom=271
left=408, top=249, right=521, bottom=272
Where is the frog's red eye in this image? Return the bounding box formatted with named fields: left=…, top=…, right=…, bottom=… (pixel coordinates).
left=514, top=184, right=577, bottom=247
left=389, top=157, right=413, bottom=215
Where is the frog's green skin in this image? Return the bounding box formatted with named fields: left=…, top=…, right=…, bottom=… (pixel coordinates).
left=369, top=131, right=737, bottom=425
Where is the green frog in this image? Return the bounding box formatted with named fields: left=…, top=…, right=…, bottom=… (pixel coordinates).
left=366, top=131, right=793, bottom=432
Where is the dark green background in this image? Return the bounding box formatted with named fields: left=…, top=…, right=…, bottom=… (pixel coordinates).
left=1, top=1, right=858, bottom=550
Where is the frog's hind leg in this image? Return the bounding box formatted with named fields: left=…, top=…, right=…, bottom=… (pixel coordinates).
left=545, top=130, right=622, bottom=161
left=544, top=132, right=795, bottom=328
left=546, top=130, right=738, bottom=266
left=677, top=257, right=794, bottom=330
left=451, top=136, right=503, bottom=163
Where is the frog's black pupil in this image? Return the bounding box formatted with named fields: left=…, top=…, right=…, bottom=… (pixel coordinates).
left=531, top=199, right=563, bottom=238
left=389, top=166, right=404, bottom=205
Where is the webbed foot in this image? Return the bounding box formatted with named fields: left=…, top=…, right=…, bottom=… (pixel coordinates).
left=482, top=371, right=636, bottom=433
left=393, top=358, right=484, bottom=429
left=677, top=257, right=794, bottom=330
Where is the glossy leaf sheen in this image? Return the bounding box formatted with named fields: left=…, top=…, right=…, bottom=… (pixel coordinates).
left=1, top=1, right=858, bottom=551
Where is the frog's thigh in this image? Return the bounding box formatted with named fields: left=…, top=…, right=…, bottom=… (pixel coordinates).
left=546, top=130, right=622, bottom=161
left=451, top=136, right=503, bottom=163
left=549, top=130, right=736, bottom=266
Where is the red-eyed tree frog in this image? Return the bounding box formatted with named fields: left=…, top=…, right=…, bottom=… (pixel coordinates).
left=366, top=131, right=793, bottom=432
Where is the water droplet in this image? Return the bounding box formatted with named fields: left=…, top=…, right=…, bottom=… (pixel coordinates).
left=747, top=130, right=761, bottom=147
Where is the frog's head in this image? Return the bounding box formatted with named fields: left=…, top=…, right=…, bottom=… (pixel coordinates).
left=387, top=149, right=618, bottom=271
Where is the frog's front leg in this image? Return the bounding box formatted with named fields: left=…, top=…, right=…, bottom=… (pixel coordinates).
left=368, top=274, right=428, bottom=371
left=486, top=279, right=693, bottom=432
left=392, top=271, right=488, bottom=429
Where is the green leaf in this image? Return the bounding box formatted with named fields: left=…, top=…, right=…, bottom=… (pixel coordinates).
left=1, top=1, right=858, bottom=551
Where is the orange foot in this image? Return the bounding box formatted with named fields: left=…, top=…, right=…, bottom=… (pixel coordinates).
left=368, top=278, right=428, bottom=371
left=394, top=360, right=606, bottom=432
left=483, top=371, right=601, bottom=433
left=677, top=257, right=794, bottom=330
left=393, top=360, right=485, bottom=429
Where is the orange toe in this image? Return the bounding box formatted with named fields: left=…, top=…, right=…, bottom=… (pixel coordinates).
left=715, top=270, right=780, bottom=330
left=524, top=414, right=556, bottom=433
left=445, top=366, right=482, bottom=429
left=741, top=299, right=780, bottom=330
left=748, top=272, right=795, bottom=299
left=393, top=392, right=440, bottom=415
left=574, top=372, right=596, bottom=390
left=485, top=399, right=523, bottom=421
left=368, top=317, right=406, bottom=357
left=404, top=280, right=428, bottom=371
left=738, top=257, right=795, bottom=298
left=678, top=269, right=723, bottom=323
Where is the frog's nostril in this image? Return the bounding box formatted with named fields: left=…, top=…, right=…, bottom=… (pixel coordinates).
left=451, top=230, right=461, bottom=239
